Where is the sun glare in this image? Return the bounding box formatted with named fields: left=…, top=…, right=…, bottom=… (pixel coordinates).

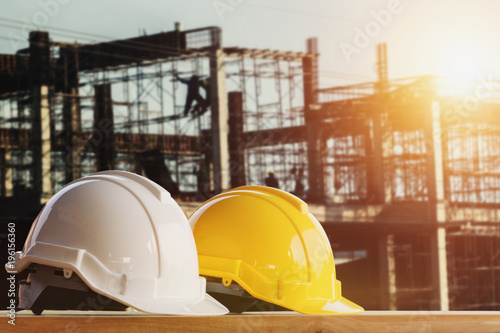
left=432, top=39, right=482, bottom=80
left=424, top=16, right=498, bottom=80
left=442, top=48, right=480, bottom=79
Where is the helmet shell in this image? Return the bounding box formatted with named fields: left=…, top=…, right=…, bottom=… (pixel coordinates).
left=7, top=170, right=228, bottom=315
left=189, top=186, right=363, bottom=314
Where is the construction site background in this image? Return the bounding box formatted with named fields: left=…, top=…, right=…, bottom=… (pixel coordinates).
left=0, top=27, right=499, bottom=312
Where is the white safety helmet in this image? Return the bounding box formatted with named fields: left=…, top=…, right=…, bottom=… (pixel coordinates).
left=5, top=170, right=228, bottom=315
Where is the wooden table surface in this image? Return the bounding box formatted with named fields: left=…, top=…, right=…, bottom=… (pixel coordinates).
left=1, top=311, right=499, bottom=333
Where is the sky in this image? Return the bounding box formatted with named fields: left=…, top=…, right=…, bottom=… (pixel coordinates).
left=1, top=0, right=500, bottom=87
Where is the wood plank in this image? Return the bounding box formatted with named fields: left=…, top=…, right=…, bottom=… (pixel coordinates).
left=1, top=311, right=499, bottom=333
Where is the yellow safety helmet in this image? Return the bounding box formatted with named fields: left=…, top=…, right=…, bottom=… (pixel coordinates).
left=188, top=186, right=363, bottom=314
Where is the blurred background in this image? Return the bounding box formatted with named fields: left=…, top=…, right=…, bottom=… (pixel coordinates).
left=1, top=0, right=500, bottom=311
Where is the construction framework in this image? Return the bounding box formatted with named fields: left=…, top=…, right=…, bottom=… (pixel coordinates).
left=313, top=70, right=500, bottom=310
left=0, top=27, right=318, bottom=200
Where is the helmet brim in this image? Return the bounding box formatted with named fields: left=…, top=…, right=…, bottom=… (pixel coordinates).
left=122, top=292, right=229, bottom=316
left=316, top=296, right=364, bottom=314
left=8, top=253, right=229, bottom=316
left=181, top=293, right=230, bottom=315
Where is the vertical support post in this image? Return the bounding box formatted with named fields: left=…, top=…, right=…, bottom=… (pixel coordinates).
left=302, top=55, right=325, bottom=203
left=94, top=84, right=114, bottom=171
left=426, top=101, right=446, bottom=208
left=61, top=45, right=81, bottom=183
left=209, top=32, right=230, bottom=193
left=30, top=31, right=52, bottom=204
left=228, top=91, right=245, bottom=188
left=364, top=122, right=377, bottom=201
left=424, top=87, right=449, bottom=311
left=0, top=149, right=4, bottom=196
left=379, top=233, right=397, bottom=310
left=0, top=149, right=13, bottom=197
left=430, top=227, right=449, bottom=310
left=376, top=43, right=388, bottom=92
left=306, top=38, right=319, bottom=94
left=368, top=43, right=391, bottom=203
left=369, top=109, right=392, bottom=203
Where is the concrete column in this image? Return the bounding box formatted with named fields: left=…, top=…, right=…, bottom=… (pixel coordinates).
left=228, top=91, right=245, bottom=188
left=430, top=227, right=449, bottom=310
left=306, top=38, right=319, bottom=94
left=0, top=149, right=13, bottom=197
left=303, top=55, right=325, bottom=203
left=30, top=31, right=52, bottom=204
left=367, top=43, right=391, bottom=204
left=94, top=84, right=114, bottom=171
left=379, top=233, right=397, bottom=310
left=426, top=101, right=446, bottom=204
left=209, top=46, right=230, bottom=193
left=424, top=88, right=449, bottom=311
left=61, top=45, right=81, bottom=183
left=32, top=85, right=52, bottom=203
left=368, top=108, right=392, bottom=203
left=0, top=149, right=5, bottom=196
left=40, top=85, right=51, bottom=202
left=303, top=39, right=325, bottom=203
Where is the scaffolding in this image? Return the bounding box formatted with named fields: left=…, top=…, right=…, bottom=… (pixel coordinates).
left=224, top=50, right=308, bottom=193
left=0, top=28, right=223, bottom=197
left=448, top=226, right=500, bottom=310
left=0, top=53, right=32, bottom=196
left=315, top=73, right=500, bottom=310
left=51, top=51, right=212, bottom=192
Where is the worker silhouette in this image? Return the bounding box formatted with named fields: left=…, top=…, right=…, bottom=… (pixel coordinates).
left=175, top=74, right=208, bottom=117
left=265, top=171, right=279, bottom=189
left=334, top=168, right=342, bottom=193
left=198, top=78, right=211, bottom=116
left=292, top=167, right=305, bottom=198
